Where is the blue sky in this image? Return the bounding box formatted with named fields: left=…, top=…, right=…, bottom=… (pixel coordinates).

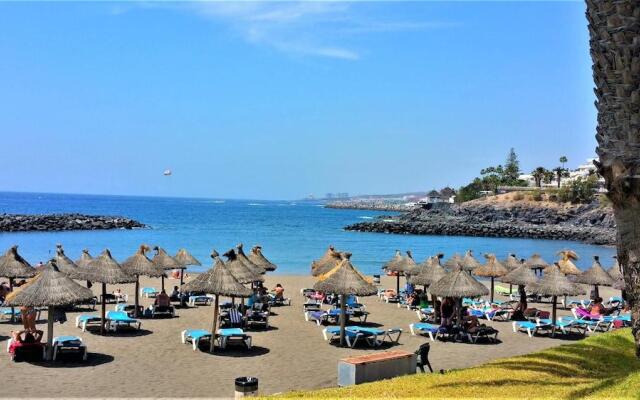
left=0, top=1, right=596, bottom=200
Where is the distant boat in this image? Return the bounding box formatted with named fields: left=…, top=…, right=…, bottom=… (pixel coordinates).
left=163, top=169, right=172, bottom=176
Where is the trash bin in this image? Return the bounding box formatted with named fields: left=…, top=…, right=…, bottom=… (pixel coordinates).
left=235, top=377, right=259, bottom=398
left=373, top=274, right=381, bottom=285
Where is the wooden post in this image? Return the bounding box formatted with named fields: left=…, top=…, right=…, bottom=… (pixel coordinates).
left=210, top=295, right=219, bottom=353
left=594, top=285, right=600, bottom=299
left=396, top=275, right=400, bottom=296
left=46, top=306, right=54, bottom=360
left=339, top=294, right=347, bottom=347
left=134, top=276, right=140, bottom=318
left=490, top=277, right=495, bottom=303
left=552, top=295, right=558, bottom=337
left=161, top=275, right=165, bottom=291
left=432, top=294, right=440, bottom=323
left=9, top=278, right=14, bottom=323
left=180, top=268, right=185, bottom=286
left=100, top=283, right=106, bottom=335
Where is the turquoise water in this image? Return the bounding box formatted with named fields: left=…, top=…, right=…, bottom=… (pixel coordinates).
left=0, top=192, right=616, bottom=274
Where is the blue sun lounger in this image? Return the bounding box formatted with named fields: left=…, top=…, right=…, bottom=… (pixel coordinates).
left=181, top=329, right=212, bottom=351
left=322, top=326, right=401, bottom=347
left=105, top=311, right=141, bottom=332
left=75, top=315, right=102, bottom=332
left=217, top=328, right=252, bottom=349
left=512, top=320, right=552, bottom=337
left=322, top=326, right=366, bottom=348
left=537, top=317, right=587, bottom=336
left=140, top=287, right=158, bottom=298
left=409, top=323, right=443, bottom=341
left=52, top=336, right=87, bottom=361
left=0, top=308, right=21, bottom=322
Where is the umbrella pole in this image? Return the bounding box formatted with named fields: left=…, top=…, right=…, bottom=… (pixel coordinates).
left=46, top=306, right=54, bottom=360
left=9, top=278, right=14, bottom=323
left=100, top=283, right=106, bottom=336
left=396, top=275, right=400, bottom=296
left=552, top=295, right=557, bottom=337
left=490, top=277, right=495, bottom=303
left=432, top=294, right=440, bottom=323
left=339, top=295, right=346, bottom=347
left=180, top=268, right=185, bottom=286
left=457, top=298, right=463, bottom=329
left=161, top=275, right=165, bottom=292
left=134, top=276, right=140, bottom=318
left=594, top=285, right=599, bottom=299
left=210, top=295, right=219, bottom=353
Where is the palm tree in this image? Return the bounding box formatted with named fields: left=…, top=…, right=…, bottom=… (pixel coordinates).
left=553, top=166, right=569, bottom=188
left=560, top=156, right=568, bottom=169
left=586, top=0, right=639, bottom=356
left=531, top=167, right=547, bottom=188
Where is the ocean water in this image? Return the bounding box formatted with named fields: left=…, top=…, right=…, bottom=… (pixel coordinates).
left=0, top=192, right=616, bottom=275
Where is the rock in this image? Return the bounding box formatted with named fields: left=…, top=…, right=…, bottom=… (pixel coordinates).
left=0, top=214, right=146, bottom=232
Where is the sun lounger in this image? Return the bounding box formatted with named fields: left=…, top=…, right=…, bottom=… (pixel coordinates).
left=305, top=309, right=351, bottom=325
left=0, top=307, right=21, bottom=322
left=141, top=287, right=158, bottom=298
left=469, top=308, right=511, bottom=321
left=537, top=318, right=587, bottom=336
left=409, top=322, right=443, bottom=341
left=217, top=328, right=252, bottom=350
left=6, top=338, right=45, bottom=361
left=181, top=329, right=212, bottom=351
left=512, top=320, right=552, bottom=337
left=302, top=301, right=322, bottom=312
left=564, top=298, right=592, bottom=308
left=245, top=311, right=269, bottom=329
left=149, top=304, right=175, bottom=318
left=75, top=314, right=102, bottom=332
left=105, top=311, right=141, bottom=332
left=349, top=326, right=402, bottom=346
left=52, top=335, right=87, bottom=361
left=466, top=326, right=499, bottom=343
left=188, top=295, right=213, bottom=307
left=495, top=285, right=513, bottom=296
left=322, top=326, right=366, bottom=348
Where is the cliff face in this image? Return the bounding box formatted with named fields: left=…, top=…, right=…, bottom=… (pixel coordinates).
left=344, top=198, right=616, bottom=246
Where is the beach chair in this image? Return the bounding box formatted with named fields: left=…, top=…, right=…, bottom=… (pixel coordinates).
left=141, top=287, right=158, bottom=298
left=381, top=290, right=400, bottom=303
left=181, top=329, right=212, bottom=351
left=305, top=309, right=351, bottom=326
left=0, top=307, right=21, bottom=322
left=75, top=314, right=102, bottom=332
left=6, top=338, right=45, bottom=362
left=322, top=326, right=365, bottom=348
left=269, top=296, right=291, bottom=307
left=105, top=311, right=141, bottom=332
left=245, top=310, right=269, bottom=330
left=52, top=336, right=87, bottom=361
left=409, top=322, right=442, bottom=341
left=216, top=328, right=252, bottom=350
left=605, top=296, right=624, bottom=309
left=150, top=304, right=175, bottom=318
left=495, top=285, right=513, bottom=296
left=300, top=288, right=315, bottom=298
left=465, top=325, right=499, bottom=343
left=188, top=295, right=213, bottom=307
left=469, top=307, right=511, bottom=322
left=512, top=320, right=551, bottom=337
left=564, top=298, right=592, bottom=308
left=115, top=303, right=144, bottom=317
left=416, top=307, right=435, bottom=322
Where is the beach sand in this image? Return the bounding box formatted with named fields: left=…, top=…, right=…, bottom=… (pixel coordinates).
left=0, top=274, right=621, bottom=398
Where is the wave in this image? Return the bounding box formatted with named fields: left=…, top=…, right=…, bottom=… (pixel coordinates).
left=359, top=216, right=374, bottom=220
left=212, top=200, right=225, bottom=204
left=248, top=203, right=264, bottom=206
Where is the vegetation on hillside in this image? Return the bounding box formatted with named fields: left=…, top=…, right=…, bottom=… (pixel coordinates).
left=277, top=329, right=639, bottom=399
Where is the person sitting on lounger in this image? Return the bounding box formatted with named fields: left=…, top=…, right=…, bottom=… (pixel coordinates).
left=228, top=307, right=244, bottom=327
left=511, top=286, right=528, bottom=321
left=170, top=286, right=181, bottom=301
left=155, top=290, right=171, bottom=307
left=461, top=307, right=481, bottom=331
left=273, top=284, right=285, bottom=300
left=0, top=281, right=9, bottom=302
left=588, top=297, right=605, bottom=315
left=11, top=328, right=43, bottom=347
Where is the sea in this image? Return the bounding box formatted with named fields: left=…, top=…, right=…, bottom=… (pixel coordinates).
left=0, top=192, right=616, bottom=275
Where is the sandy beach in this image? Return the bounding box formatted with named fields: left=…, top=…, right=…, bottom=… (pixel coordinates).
left=0, top=274, right=620, bottom=398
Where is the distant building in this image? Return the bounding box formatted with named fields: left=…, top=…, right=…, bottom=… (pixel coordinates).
left=516, top=157, right=606, bottom=192
left=416, top=189, right=455, bottom=205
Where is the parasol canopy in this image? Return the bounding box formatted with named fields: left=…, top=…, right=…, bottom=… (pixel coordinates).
left=248, top=245, right=277, bottom=272
left=0, top=246, right=36, bottom=279
left=444, top=253, right=463, bottom=271
left=174, top=248, right=201, bottom=268
left=502, top=254, right=522, bottom=271
left=75, top=249, right=93, bottom=269
left=429, top=265, right=489, bottom=299
left=409, top=255, right=448, bottom=286
left=501, top=264, right=538, bottom=286
left=474, top=254, right=509, bottom=278
left=574, top=256, right=614, bottom=286
left=461, top=250, right=481, bottom=272
left=183, top=250, right=252, bottom=297
left=54, top=244, right=78, bottom=276
left=314, top=254, right=377, bottom=296
left=223, top=249, right=264, bottom=284
left=236, top=244, right=266, bottom=275
left=555, top=250, right=581, bottom=275
left=524, top=254, right=549, bottom=271
left=122, top=245, right=164, bottom=278
left=311, top=246, right=342, bottom=277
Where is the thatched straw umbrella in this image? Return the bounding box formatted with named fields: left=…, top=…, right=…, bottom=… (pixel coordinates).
left=525, top=254, right=549, bottom=276
left=5, top=260, right=94, bottom=359
left=429, top=265, right=489, bottom=326
left=152, top=247, right=179, bottom=291
left=461, top=250, right=482, bottom=272
left=531, top=264, right=585, bottom=326
left=607, top=256, right=624, bottom=291
left=556, top=250, right=581, bottom=276
left=409, top=254, right=447, bottom=322
left=311, top=246, right=342, bottom=277
left=83, top=249, right=136, bottom=335
left=223, top=249, right=263, bottom=284
left=383, top=250, right=418, bottom=295
left=0, top=246, right=36, bottom=322
left=474, top=254, right=509, bottom=303
left=236, top=244, right=266, bottom=277
left=501, top=263, right=538, bottom=306
left=248, top=245, right=277, bottom=272
left=574, top=256, right=614, bottom=299
left=122, top=245, right=164, bottom=317
left=444, top=253, right=463, bottom=271
left=54, top=245, right=78, bottom=276
left=501, top=253, right=522, bottom=293
left=186, top=251, right=252, bottom=352
left=314, top=253, right=377, bottom=346
left=74, top=249, right=94, bottom=288
left=174, top=248, right=201, bottom=286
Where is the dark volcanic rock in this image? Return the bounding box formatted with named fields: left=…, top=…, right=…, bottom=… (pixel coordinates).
left=344, top=201, right=616, bottom=246
left=0, top=213, right=146, bottom=232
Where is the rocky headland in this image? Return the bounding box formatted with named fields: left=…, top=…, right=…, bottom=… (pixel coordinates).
left=344, top=194, right=616, bottom=246
left=0, top=213, right=146, bottom=232
left=325, top=200, right=411, bottom=212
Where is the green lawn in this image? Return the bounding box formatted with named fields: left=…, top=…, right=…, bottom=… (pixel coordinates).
left=276, top=329, right=640, bottom=399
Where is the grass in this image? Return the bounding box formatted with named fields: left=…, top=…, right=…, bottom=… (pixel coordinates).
left=275, top=329, right=640, bottom=399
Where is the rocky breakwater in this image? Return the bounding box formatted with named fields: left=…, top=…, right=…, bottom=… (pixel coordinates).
left=345, top=199, right=616, bottom=246
left=0, top=213, right=146, bottom=232
left=325, top=200, right=411, bottom=212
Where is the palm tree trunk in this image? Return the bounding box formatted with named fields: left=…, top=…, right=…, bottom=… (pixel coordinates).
left=586, top=0, right=640, bottom=356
